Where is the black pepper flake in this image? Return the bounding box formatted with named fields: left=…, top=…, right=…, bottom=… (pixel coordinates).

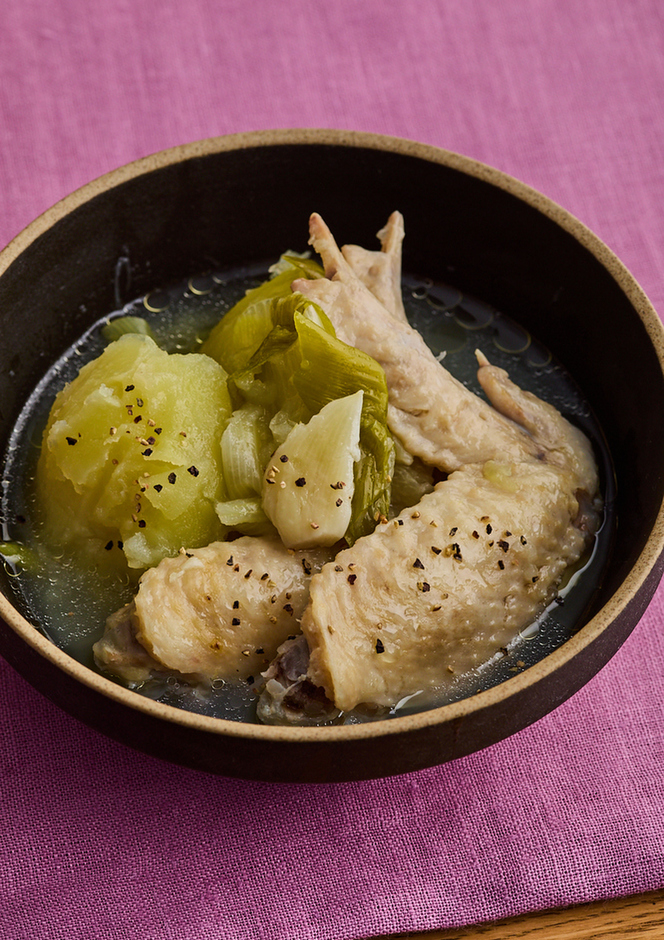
left=66, top=436, right=78, bottom=446
left=138, top=520, right=146, bottom=528
left=348, top=573, right=357, bottom=585
left=226, top=556, right=234, bottom=566
left=142, top=448, right=153, bottom=456
left=532, top=575, right=539, bottom=583
left=486, top=523, right=493, bottom=534
left=397, top=519, right=404, bottom=526
left=330, top=481, right=345, bottom=490
left=375, top=638, right=385, bottom=654
left=418, top=581, right=431, bottom=592
left=431, top=546, right=442, bottom=555
left=295, top=477, right=306, bottom=487
left=246, top=676, right=254, bottom=685
left=334, top=565, right=343, bottom=572
left=104, top=541, right=114, bottom=551
left=261, top=572, right=269, bottom=581
left=504, top=530, right=512, bottom=537
left=472, top=530, right=480, bottom=539
left=125, top=385, right=135, bottom=392
left=244, top=569, right=252, bottom=579
left=155, top=428, right=162, bottom=435
left=301, top=559, right=312, bottom=576
left=283, top=604, right=294, bottom=614
left=279, top=454, right=289, bottom=462
left=136, top=398, right=144, bottom=407
left=233, top=564, right=240, bottom=572
left=232, top=618, right=241, bottom=626
left=520, top=535, right=528, bottom=545
left=413, top=558, right=425, bottom=569
left=168, top=472, right=177, bottom=484
left=147, top=437, right=156, bottom=445
left=498, top=560, right=505, bottom=570
left=187, top=466, right=199, bottom=477
left=449, top=526, right=458, bottom=536
left=134, top=415, right=143, bottom=423
left=232, top=600, right=239, bottom=609
left=555, top=596, right=565, bottom=605
left=498, top=539, right=510, bottom=553
left=335, top=498, right=343, bottom=507
left=118, top=541, right=123, bottom=550
left=256, top=648, right=264, bottom=655
left=153, top=484, right=163, bottom=493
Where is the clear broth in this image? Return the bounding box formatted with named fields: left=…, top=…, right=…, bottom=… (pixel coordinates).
left=0, top=264, right=615, bottom=723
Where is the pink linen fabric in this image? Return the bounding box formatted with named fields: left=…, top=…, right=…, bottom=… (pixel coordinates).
left=1, top=1, right=664, bottom=937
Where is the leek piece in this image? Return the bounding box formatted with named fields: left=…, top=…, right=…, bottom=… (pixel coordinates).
left=215, top=497, right=274, bottom=533
left=262, top=391, right=363, bottom=549
left=293, top=312, right=395, bottom=543
left=102, top=316, right=156, bottom=343
left=200, top=258, right=323, bottom=372
left=207, top=273, right=394, bottom=546
left=0, top=541, right=34, bottom=569
left=220, top=403, right=274, bottom=500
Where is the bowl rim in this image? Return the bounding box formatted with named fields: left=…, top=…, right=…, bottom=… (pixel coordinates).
left=2, top=127, right=664, bottom=748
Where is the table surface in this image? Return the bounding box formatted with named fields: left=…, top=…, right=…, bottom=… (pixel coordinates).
left=1, top=3, right=664, bottom=939
left=388, top=889, right=664, bottom=939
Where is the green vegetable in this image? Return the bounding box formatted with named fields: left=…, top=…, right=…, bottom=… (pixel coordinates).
left=199, top=254, right=323, bottom=373
left=102, top=316, right=156, bottom=343
left=220, top=403, right=275, bottom=499
left=215, top=497, right=274, bottom=536
left=35, top=333, right=233, bottom=571
left=0, top=541, right=35, bottom=569
left=262, top=391, right=364, bottom=549
left=209, top=292, right=394, bottom=544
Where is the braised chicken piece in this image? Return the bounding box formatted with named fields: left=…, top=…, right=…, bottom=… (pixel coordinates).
left=94, top=537, right=333, bottom=685
left=340, top=211, right=408, bottom=323
left=259, top=212, right=601, bottom=721
left=292, top=213, right=544, bottom=473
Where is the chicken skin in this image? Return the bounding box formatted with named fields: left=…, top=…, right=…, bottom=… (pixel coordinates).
left=94, top=537, right=333, bottom=685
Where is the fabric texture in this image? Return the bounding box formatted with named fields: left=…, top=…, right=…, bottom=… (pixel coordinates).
left=1, top=1, right=664, bottom=937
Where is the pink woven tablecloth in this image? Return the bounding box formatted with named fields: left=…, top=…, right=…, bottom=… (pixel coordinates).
left=2, top=2, right=664, bottom=938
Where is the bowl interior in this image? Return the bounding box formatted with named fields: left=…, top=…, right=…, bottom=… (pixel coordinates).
left=1, top=130, right=663, bottom=781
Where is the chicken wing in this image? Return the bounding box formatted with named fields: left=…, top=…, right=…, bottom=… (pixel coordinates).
left=260, top=212, right=601, bottom=720
left=340, top=211, right=408, bottom=323
left=95, top=537, right=333, bottom=685
left=292, top=213, right=543, bottom=472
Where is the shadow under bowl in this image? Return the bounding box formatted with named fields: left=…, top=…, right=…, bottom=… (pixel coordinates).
left=1, top=129, right=663, bottom=782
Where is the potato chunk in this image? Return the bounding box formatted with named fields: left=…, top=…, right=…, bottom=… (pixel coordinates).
left=36, top=333, right=232, bottom=570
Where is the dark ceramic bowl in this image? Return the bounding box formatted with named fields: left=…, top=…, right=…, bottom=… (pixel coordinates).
left=1, top=129, right=663, bottom=782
